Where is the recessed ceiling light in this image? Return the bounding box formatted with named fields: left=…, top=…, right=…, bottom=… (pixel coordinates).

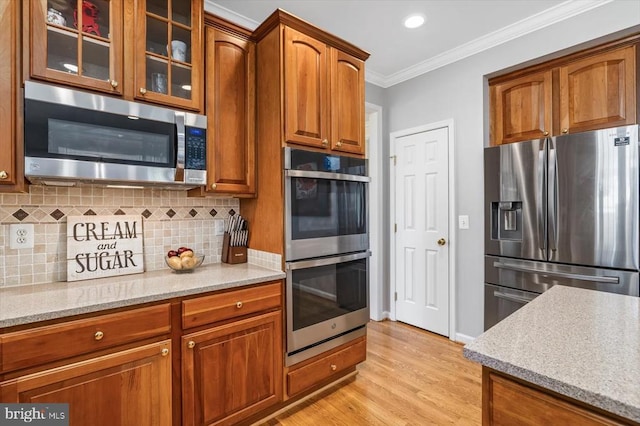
left=404, top=14, right=425, bottom=29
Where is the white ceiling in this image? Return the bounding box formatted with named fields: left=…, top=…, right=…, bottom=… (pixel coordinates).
left=206, top=0, right=614, bottom=88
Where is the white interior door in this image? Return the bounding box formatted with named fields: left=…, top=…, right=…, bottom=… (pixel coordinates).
left=394, top=127, right=450, bottom=336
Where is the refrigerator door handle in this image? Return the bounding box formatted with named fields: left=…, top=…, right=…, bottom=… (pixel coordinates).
left=537, top=139, right=547, bottom=254
left=493, top=290, right=536, bottom=305
left=493, top=261, right=620, bottom=284
left=548, top=139, right=559, bottom=252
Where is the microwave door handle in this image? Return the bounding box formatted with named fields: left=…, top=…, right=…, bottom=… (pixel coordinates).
left=174, top=112, right=186, bottom=182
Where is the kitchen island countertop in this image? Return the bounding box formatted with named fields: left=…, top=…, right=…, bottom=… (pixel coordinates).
left=464, top=285, right=640, bottom=422
left=0, top=262, right=285, bottom=328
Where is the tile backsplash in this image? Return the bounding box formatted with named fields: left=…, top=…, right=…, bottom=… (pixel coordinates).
left=0, top=185, right=252, bottom=287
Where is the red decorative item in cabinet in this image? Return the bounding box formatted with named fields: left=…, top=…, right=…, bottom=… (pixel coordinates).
left=72, top=0, right=101, bottom=37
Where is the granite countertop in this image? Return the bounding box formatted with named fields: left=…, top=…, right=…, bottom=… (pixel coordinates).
left=463, top=285, right=640, bottom=422
left=0, top=263, right=286, bottom=328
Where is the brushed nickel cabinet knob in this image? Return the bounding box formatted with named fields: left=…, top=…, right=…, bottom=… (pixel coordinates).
left=94, top=331, right=104, bottom=341
left=161, top=348, right=169, bottom=356
left=562, top=128, right=568, bottom=134
left=211, top=183, right=217, bottom=190
left=187, top=341, right=196, bottom=349
left=139, top=88, right=147, bottom=95
left=321, top=139, right=329, bottom=147
left=0, top=170, right=7, bottom=180
left=236, top=301, right=243, bottom=309
left=336, top=140, right=343, bottom=147
left=543, top=131, right=549, bottom=136
left=109, top=79, right=118, bottom=88
left=330, top=364, right=337, bottom=371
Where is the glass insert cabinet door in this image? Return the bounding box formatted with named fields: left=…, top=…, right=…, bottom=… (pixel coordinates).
left=134, top=0, right=203, bottom=111
left=30, top=0, right=124, bottom=94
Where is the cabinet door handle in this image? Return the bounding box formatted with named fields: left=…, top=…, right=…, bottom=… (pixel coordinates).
left=187, top=340, right=196, bottom=349
left=543, top=131, right=549, bottom=136
left=321, top=139, right=329, bottom=147
left=236, top=301, right=243, bottom=309
left=94, top=331, right=104, bottom=341
left=211, top=183, right=217, bottom=190
left=161, top=348, right=169, bottom=356
left=139, top=88, right=147, bottom=95
left=108, top=79, right=118, bottom=88
left=336, top=140, right=343, bottom=147
left=330, top=364, right=337, bottom=371
left=562, top=128, right=568, bottom=134
left=0, top=170, right=7, bottom=180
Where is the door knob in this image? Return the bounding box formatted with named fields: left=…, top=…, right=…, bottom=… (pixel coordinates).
left=437, top=238, right=446, bottom=246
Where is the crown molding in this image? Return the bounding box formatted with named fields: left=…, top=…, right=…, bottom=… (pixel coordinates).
left=205, top=0, right=613, bottom=89
left=371, top=0, right=614, bottom=88
left=204, top=0, right=260, bottom=30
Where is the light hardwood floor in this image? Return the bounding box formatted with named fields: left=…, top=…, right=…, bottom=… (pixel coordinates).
left=264, top=320, right=482, bottom=425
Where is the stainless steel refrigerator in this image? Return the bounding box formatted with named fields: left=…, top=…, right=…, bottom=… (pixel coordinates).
left=484, top=124, right=640, bottom=330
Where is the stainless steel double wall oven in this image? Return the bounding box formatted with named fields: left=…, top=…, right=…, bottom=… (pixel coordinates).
left=284, top=148, right=370, bottom=365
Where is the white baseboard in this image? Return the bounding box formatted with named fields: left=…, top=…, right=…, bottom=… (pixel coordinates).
left=454, top=333, right=476, bottom=344
left=369, top=310, right=390, bottom=321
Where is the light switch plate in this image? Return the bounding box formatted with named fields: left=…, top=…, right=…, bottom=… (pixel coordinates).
left=458, top=215, right=469, bottom=230
left=9, top=223, right=35, bottom=249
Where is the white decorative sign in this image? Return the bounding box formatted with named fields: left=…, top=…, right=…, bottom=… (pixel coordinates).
left=66, top=215, right=144, bottom=282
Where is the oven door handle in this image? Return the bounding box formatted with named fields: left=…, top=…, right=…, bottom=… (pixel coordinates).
left=287, top=251, right=371, bottom=270
left=285, top=169, right=371, bottom=183
left=174, top=112, right=185, bottom=182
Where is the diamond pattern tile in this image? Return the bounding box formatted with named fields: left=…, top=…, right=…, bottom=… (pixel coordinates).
left=189, top=209, right=198, bottom=218
left=12, top=209, right=29, bottom=221
left=114, top=209, right=126, bottom=215
left=50, top=209, right=65, bottom=221
left=209, top=209, right=218, bottom=217
left=84, top=209, right=96, bottom=216
left=166, top=209, right=176, bottom=218
left=142, top=209, right=152, bottom=219
left=229, top=209, right=236, bottom=216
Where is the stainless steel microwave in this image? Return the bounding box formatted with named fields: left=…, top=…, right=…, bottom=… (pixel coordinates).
left=24, top=81, right=207, bottom=189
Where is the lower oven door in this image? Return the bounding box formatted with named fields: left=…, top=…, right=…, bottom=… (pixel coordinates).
left=484, top=283, right=538, bottom=331
left=286, top=251, right=370, bottom=357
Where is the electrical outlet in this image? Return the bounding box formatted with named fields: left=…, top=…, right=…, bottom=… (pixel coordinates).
left=9, top=224, right=35, bottom=249
left=214, top=219, right=225, bottom=236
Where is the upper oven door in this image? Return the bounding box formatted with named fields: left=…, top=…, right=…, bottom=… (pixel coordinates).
left=284, top=148, right=370, bottom=261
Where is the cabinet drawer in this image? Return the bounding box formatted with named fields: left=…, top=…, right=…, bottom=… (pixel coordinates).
left=182, top=281, right=282, bottom=329
left=287, top=336, right=366, bottom=397
left=0, top=304, right=171, bottom=373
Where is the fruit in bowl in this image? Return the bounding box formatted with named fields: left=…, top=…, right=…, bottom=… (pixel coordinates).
left=165, top=247, right=204, bottom=272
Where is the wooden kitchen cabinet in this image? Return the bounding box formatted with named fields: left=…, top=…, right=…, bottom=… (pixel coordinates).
left=483, top=368, right=632, bottom=425
left=283, top=25, right=366, bottom=155
left=29, top=0, right=124, bottom=95
left=28, top=0, right=203, bottom=111
left=490, top=70, right=552, bottom=145
left=559, top=44, right=636, bottom=135
left=130, top=0, right=203, bottom=111
left=489, top=39, right=638, bottom=145
left=201, top=16, right=256, bottom=196
left=1, top=340, right=172, bottom=426
left=0, top=0, right=23, bottom=191
left=181, top=283, right=283, bottom=426
left=0, top=304, right=173, bottom=426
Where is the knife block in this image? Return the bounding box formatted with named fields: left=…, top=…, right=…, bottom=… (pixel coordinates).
left=221, top=232, right=247, bottom=264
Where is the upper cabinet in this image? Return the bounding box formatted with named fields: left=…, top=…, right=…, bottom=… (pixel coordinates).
left=28, top=0, right=203, bottom=111
left=201, top=17, right=255, bottom=196
left=131, top=0, right=203, bottom=110
left=30, top=0, right=123, bottom=94
left=491, top=70, right=552, bottom=145
left=559, top=45, right=636, bottom=135
left=489, top=41, right=638, bottom=146
left=279, top=21, right=368, bottom=156
left=0, top=0, right=23, bottom=191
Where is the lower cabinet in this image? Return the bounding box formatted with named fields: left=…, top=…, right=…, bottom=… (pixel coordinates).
left=0, top=340, right=172, bottom=426
left=483, top=368, right=632, bottom=426
left=287, top=336, right=366, bottom=397
left=182, top=311, right=283, bottom=426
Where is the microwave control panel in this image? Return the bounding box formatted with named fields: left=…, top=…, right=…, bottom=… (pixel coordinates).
left=185, top=126, right=206, bottom=170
